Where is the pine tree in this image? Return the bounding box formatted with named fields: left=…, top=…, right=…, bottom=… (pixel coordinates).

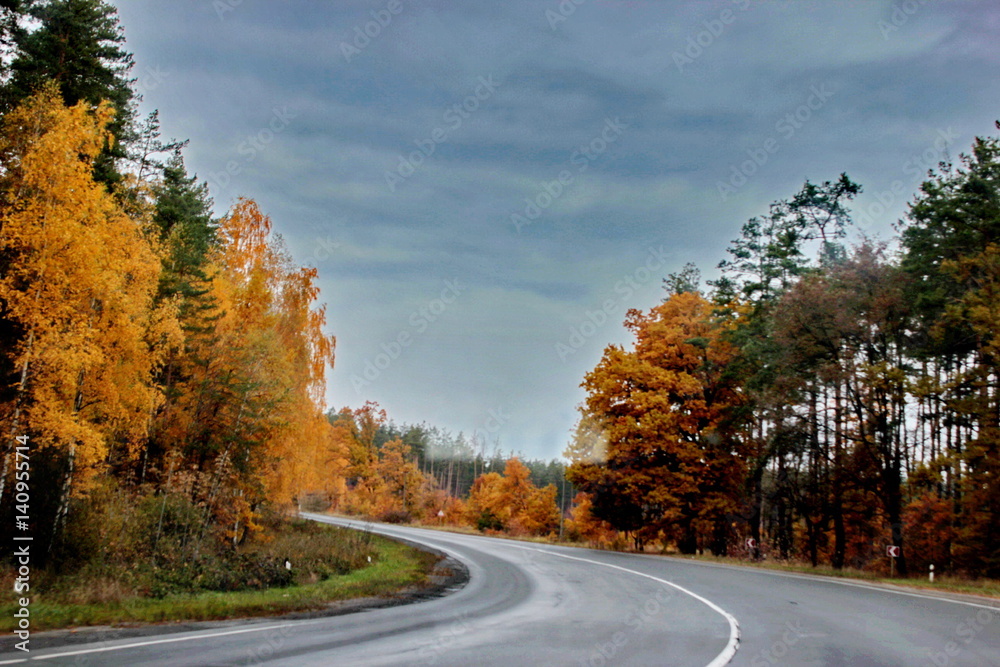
left=0, top=1, right=33, bottom=62
left=1, top=0, right=136, bottom=187
left=900, top=129, right=1000, bottom=575
left=152, top=150, right=216, bottom=304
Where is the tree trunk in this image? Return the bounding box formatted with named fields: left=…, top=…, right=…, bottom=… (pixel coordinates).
left=50, top=365, right=87, bottom=554
left=832, top=379, right=846, bottom=569
left=711, top=516, right=728, bottom=556
left=885, top=468, right=907, bottom=576
left=678, top=517, right=697, bottom=555
left=50, top=440, right=76, bottom=553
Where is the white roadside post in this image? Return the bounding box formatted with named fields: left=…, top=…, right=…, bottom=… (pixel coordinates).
left=929, top=564, right=935, bottom=583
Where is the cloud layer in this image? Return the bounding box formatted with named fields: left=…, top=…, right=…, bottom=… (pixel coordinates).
left=116, top=0, right=1000, bottom=459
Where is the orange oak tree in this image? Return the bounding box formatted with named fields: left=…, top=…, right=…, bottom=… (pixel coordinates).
left=568, top=291, right=747, bottom=553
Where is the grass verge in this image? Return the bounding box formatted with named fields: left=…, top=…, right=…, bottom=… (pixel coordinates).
left=395, top=517, right=1000, bottom=600
left=664, top=553, right=1000, bottom=599
left=1, top=532, right=436, bottom=632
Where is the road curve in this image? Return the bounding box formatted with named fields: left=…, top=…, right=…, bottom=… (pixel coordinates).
left=1, top=514, right=998, bottom=666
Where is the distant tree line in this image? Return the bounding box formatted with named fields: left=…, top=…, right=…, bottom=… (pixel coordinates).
left=318, top=403, right=566, bottom=537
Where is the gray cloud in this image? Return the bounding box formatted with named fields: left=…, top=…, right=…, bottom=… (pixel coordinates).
left=116, top=0, right=1000, bottom=459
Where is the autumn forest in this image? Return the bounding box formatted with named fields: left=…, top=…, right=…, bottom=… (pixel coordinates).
left=1, top=0, right=999, bottom=596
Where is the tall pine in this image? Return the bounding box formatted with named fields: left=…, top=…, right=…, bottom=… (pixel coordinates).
left=1, top=0, right=136, bottom=188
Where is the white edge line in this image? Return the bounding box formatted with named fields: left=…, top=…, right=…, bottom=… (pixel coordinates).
left=18, top=619, right=323, bottom=662
left=313, top=516, right=1000, bottom=653
left=503, top=542, right=740, bottom=667
left=0, top=514, right=432, bottom=665
left=314, top=514, right=741, bottom=665
left=326, top=512, right=1000, bottom=614
left=307, top=514, right=469, bottom=570
left=657, top=555, right=1000, bottom=612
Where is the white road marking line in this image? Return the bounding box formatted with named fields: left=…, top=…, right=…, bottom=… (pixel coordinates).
left=2, top=619, right=324, bottom=663
left=314, top=514, right=741, bottom=666
left=658, top=556, right=1000, bottom=612
left=503, top=543, right=741, bottom=667
left=348, top=512, right=1000, bottom=615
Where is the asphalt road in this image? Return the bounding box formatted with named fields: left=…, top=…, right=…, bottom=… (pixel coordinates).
left=3, top=514, right=999, bottom=666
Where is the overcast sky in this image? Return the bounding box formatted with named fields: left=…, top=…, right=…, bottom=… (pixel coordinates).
left=114, top=0, right=1000, bottom=461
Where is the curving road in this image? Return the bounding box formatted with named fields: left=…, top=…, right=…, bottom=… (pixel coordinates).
left=2, top=514, right=999, bottom=666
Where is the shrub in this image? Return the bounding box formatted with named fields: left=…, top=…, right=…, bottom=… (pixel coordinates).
left=378, top=508, right=412, bottom=524
left=476, top=510, right=503, bottom=532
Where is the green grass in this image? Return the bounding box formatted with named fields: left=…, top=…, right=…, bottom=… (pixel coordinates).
left=0, top=534, right=435, bottom=632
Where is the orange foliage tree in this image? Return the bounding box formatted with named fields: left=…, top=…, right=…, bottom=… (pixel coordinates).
left=565, top=492, right=618, bottom=546
left=0, top=87, right=169, bottom=539
left=332, top=403, right=439, bottom=522
left=372, top=438, right=429, bottom=520
left=567, top=291, right=747, bottom=553
left=145, top=197, right=336, bottom=540
left=466, top=458, right=559, bottom=536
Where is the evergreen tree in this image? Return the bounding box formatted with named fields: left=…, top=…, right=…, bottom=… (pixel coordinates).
left=711, top=174, right=861, bottom=561
left=901, top=130, right=1000, bottom=359
left=137, top=150, right=217, bottom=482
left=152, top=149, right=216, bottom=305
left=1, top=0, right=136, bottom=187
left=900, top=128, right=1000, bottom=576
left=0, top=1, right=33, bottom=63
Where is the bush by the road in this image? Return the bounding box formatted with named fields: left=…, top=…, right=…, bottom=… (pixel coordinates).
left=0, top=487, right=439, bottom=631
